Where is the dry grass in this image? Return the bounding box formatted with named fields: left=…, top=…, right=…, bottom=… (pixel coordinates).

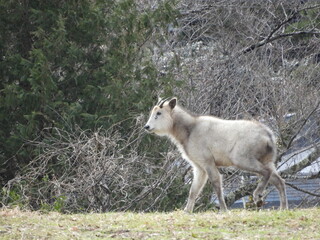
left=1, top=207, right=320, bottom=239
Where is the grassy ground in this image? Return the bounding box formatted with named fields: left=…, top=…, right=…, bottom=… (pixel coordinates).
left=0, top=208, right=319, bottom=239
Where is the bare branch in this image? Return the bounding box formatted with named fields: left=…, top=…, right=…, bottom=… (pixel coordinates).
left=286, top=101, right=320, bottom=149
left=285, top=182, right=320, bottom=197
left=281, top=149, right=320, bottom=176
left=240, top=31, right=320, bottom=55
left=239, top=3, right=320, bottom=55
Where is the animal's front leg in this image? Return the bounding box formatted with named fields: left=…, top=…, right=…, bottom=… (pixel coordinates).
left=184, top=166, right=208, bottom=213
left=205, top=166, right=227, bottom=211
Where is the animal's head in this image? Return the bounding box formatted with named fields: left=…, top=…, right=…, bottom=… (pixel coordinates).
left=144, top=97, right=177, bottom=136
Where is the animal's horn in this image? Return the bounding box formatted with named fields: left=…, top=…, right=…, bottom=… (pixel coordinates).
left=158, top=97, right=170, bottom=108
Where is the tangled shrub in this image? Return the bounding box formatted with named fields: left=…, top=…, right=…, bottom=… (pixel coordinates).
left=2, top=121, right=187, bottom=212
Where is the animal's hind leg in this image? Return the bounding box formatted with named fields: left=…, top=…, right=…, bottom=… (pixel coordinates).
left=184, top=165, right=208, bottom=213
left=253, top=173, right=272, bottom=207
left=233, top=158, right=272, bottom=207
left=269, top=170, right=288, bottom=209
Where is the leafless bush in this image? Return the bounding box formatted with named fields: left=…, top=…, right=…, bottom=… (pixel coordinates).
left=2, top=120, right=188, bottom=212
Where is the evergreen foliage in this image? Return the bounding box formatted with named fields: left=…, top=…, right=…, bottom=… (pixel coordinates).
left=0, top=0, right=177, bottom=184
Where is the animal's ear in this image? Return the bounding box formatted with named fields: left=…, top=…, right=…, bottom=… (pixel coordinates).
left=169, top=98, right=177, bottom=109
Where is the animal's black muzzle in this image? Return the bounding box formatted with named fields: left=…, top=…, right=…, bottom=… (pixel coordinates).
left=144, top=125, right=150, bottom=131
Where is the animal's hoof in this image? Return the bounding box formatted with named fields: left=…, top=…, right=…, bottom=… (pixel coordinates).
left=255, top=199, right=264, bottom=208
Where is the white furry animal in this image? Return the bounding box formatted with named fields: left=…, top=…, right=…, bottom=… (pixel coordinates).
left=144, top=97, right=288, bottom=212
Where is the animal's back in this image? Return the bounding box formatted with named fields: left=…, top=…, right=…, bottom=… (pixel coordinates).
left=186, top=117, right=276, bottom=167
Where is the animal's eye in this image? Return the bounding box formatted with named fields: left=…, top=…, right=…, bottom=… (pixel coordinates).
left=156, top=112, right=161, bottom=116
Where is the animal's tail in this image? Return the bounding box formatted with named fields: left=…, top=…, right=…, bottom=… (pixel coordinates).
left=262, top=126, right=277, bottom=164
